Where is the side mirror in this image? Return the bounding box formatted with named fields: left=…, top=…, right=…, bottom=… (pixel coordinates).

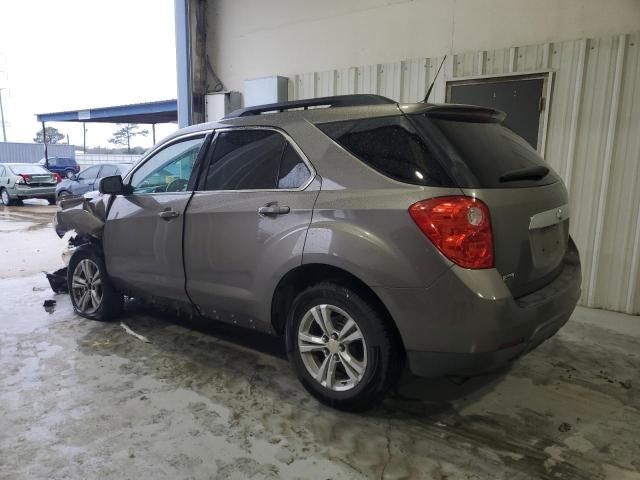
left=99, top=175, right=132, bottom=195
left=68, top=172, right=77, bottom=180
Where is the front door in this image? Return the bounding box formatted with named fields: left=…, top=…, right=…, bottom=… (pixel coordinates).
left=104, top=134, right=207, bottom=301
left=184, top=128, right=319, bottom=330
left=73, top=165, right=102, bottom=196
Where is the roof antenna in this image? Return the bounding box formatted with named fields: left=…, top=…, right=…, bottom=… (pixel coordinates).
left=423, top=55, right=447, bottom=103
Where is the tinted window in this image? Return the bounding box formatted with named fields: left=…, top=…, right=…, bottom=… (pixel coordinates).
left=278, top=145, right=311, bottom=189
left=80, top=166, right=101, bottom=180
left=131, top=137, right=204, bottom=194
left=414, top=115, right=560, bottom=188
left=203, top=130, right=285, bottom=191
left=99, top=165, right=119, bottom=177
left=318, top=116, right=453, bottom=187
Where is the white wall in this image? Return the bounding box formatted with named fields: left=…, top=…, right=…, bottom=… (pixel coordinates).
left=206, top=0, right=640, bottom=93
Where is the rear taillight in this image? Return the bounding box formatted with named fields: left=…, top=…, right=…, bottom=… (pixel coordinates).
left=53, top=173, right=62, bottom=183
left=409, top=196, right=494, bottom=269
left=16, top=174, right=30, bottom=184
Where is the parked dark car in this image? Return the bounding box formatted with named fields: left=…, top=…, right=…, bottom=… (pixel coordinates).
left=54, top=95, right=581, bottom=411
left=56, top=163, right=131, bottom=202
left=39, top=157, right=80, bottom=177
left=0, top=163, right=58, bottom=205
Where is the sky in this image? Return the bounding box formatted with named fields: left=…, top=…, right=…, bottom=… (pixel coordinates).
left=0, top=0, right=178, bottom=149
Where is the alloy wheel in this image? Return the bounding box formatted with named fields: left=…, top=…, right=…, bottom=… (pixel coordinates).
left=297, top=304, right=368, bottom=392
left=71, top=259, right=103, bottom=314
left=1, top=189, right=9, bottom=206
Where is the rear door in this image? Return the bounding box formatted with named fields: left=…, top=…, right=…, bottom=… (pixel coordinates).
left=104, top=134, right=207, bottom=301
left=184, top=128, right=319, bottom=329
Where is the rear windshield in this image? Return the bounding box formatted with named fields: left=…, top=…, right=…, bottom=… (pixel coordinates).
left=318, top=113, right=559, bottom=189
left=9, top=165, right=50, bottom=175
left=412, top=115, right=560, bottom=188
left=317, top=116, right=454, bottom=187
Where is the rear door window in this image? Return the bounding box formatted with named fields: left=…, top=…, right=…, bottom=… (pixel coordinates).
left=201, top=129, right=312, bottom=191
left=318, top=116, right=453, bottom=187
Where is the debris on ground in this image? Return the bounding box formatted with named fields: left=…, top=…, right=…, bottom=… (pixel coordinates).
left=45, top=267, right=68, bottom=294
left=558, top=422, right=572, bottom=433
left=619, top=380, right=632, bottom=390
left=43, top=299, right=56, bottom=314
left=120, top=322, right=151, bottom=343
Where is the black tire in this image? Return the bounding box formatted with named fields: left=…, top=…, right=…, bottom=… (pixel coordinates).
left=286, top=282, right=401, bottom=411
left=67, top=245, right=123, bottom=321
left=0, top=188, right=13, bottom=206
left=47, top=196, right=56, bottom=205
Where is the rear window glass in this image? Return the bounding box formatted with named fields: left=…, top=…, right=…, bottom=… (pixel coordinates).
left=318, top=116, right=454, bottom=187
left=412, top=115, right=560, bottom=188
left=9, top=165, right=50, bottom=175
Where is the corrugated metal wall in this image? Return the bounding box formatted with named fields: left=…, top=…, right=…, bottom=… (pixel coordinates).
left=288, top=32, right=640, bottom=315
left=0, top=142, right=76, bottom=163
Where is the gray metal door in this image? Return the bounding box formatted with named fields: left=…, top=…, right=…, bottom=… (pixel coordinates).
left=448, top=76, right=546, bottom=150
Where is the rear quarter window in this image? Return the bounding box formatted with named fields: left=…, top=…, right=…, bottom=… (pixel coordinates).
left=317, top=116, right=454, bottom=187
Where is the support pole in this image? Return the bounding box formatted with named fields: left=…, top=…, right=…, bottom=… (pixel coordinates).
left=41, top=121, right=48, bottom=165
left=0, top=88, right=7, bottom=142
left=152, top=123, right=156, bottom=144
left=83, top=122, right=87, bottom=153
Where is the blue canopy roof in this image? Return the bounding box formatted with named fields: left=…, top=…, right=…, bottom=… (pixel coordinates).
left=36, top=99, right=177, bottom=124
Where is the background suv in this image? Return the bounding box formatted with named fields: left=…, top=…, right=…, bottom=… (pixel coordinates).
left=56, top=95, right=581, bottom=411
left=39, top=156, right=80, bottom=178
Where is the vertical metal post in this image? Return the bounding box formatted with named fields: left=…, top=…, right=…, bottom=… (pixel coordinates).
left=152, top=123, right=156, bottom=144
left=41, top=121, right=48, bottom=164
left=0, top=88, right=7, bottom=142
left=175, top=0, right=193, bottom=127
left=83, top=122, right=87, bottom=153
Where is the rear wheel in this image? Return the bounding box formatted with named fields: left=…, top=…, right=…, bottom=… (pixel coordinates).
left=47, top=196, right=56, bottom=205
left=286, top=282, right=401, bottom=411
left=68, top=246, right=123, bottom=321
left=0, top=188, right=12, bottom=206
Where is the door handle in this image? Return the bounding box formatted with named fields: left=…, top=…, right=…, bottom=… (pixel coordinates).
left=258, top=205, right=290, bottom=216
left=158, top=209, right=180, bottom=220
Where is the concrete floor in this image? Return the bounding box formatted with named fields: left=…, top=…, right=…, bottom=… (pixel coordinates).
left=1, top=203, right=639, bottom=480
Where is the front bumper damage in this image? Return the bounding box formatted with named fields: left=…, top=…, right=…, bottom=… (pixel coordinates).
left=53, top=195, right=107, bottom=239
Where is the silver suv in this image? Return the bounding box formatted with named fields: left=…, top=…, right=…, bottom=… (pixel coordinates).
left=55, top=95, right=581, bottom=411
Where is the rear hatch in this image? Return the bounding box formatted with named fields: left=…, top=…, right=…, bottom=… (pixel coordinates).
left=410, top=107, right=569, bottom=298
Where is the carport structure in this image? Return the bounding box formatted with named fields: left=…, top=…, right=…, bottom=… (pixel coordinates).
left=35, top=99, right=177, bottom=158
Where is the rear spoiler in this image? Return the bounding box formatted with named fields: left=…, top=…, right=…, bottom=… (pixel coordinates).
left=400, top=103, right=506, bottom=123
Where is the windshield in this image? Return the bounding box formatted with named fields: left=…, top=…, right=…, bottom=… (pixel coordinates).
left=9, top=165, right=51, bottom=175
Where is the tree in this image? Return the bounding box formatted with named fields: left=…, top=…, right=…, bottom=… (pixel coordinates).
left=108, top=124, right=148, bottom=153
left=34, top=126, right=65, bottom=144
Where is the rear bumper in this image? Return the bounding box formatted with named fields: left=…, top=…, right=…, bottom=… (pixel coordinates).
left=15, top=185, right=56, bottom=198
left=374, top=240, right=581, bottom=377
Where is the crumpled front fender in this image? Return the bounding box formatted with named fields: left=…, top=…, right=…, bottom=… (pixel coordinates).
left=54, top=195, right=108, bottom=239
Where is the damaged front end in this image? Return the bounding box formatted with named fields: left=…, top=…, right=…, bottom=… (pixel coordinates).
left=47, top=195, right=109, bottom=293
left=53, top=195, right=108, bottom=239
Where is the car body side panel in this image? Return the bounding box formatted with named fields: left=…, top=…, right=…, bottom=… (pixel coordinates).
left=184, top=177, right=321, bottom=331
left=303, top=187, right=459, bottom=289
left=103, top=193, right=192, bottom=302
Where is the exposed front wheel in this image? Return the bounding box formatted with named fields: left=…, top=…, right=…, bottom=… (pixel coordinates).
left=68, top=246, right=123, bottom=321
left=286, top=282, right=401, bottom=411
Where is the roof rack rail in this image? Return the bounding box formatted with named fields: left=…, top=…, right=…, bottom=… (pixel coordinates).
left=224, top=94, right=395, bottom=119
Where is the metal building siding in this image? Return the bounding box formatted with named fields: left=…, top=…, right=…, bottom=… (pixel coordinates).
left=0, top=142, right=75, bottom=163
left=287, top=31, right=640, bottom=314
